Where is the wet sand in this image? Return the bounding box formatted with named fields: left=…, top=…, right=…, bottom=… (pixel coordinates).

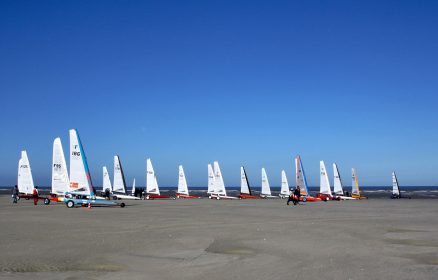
left=0, top=196, right=437, bottom=279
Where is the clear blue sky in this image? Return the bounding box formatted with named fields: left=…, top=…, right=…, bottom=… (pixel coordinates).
left=1, top=0, right=437, bottom=188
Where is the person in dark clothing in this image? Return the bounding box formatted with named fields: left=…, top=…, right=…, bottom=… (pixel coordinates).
left=286, top=188, right=295, bottom=206
left=105, top=188, right=110, bottom=200
left=12, top=185, right=19, bottom=203
left=294, top=186, right=301, bottom=205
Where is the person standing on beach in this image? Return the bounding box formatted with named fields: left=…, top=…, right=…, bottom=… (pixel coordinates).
left=294, top=186, right=301, bottom=205
left=12, top=185, right=19, bottom=204
left=32, top=186, right=39, bottom=205
left=287, top=188, right=295, bottom=206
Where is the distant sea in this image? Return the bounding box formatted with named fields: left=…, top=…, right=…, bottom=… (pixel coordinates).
left=1, top=186, right=437, bottom=199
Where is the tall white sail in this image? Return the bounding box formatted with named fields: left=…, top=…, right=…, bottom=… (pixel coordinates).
left=351, top=168, right=360, bottom=195
left=295, top=156, right=309, bottom=196
left=102, top=166, right=112, bottom=192
left=333, top=163, right=344, bottom=195
left=69, top=129, right=94, bottom=196
left=240, top=166, right=251, bottom=195
left=261, top=168, right=272, bottom=196
left=178, top=165, right=189, bottom=195
left=51, top=138, right=69, bottom=195
left=280, top=170, right=289, bottom=196
left=146, top=158, right=160, bottom=195
left=17, top=150, right=34, bottom=194
left=392, top=172, right=400, bottom=196
left=320, top=161, right=332, bottom=195
left=207, top=164, right=216, bottom=194
left=213, top=161, right=227, bottom=196
left=113, top=155, right=127, bottom=194
left=131, top=178, right=136, bottom=195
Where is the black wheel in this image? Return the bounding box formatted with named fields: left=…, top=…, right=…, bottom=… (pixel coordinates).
left=112, top=196, right=118, bottom=200
left=44, top=198, right=50, bottom=205
left=120, top=202, right=125, bottom=208
left=302, top=197, right=307, bottom=202
left=66, top=200, right=75, bottom=208
left=25, top=197, right=30, bottom=200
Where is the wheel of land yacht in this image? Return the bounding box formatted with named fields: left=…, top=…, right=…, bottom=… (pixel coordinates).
left=112, top=196, right=118, bottom=200
left=120, top=203, right=125, bottom=208
left=25, top=197, right=30, bottom=200
left=216, top=197, right=220, bottom=200
left=302, top=197, right=307, bottom=202
left=66, top=200, right=75, bottom=208
left=146, top=195, right=150, bottom=200
left=44, top=198, right=50, bottom=205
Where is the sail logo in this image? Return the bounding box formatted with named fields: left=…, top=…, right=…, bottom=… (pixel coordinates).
left=72, top=151, right=81, bottom=156
left=53, top=164, right=62, bottom=169
left=20, top=164, right=28, bottom=168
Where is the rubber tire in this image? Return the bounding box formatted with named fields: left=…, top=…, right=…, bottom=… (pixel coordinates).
left=302, top=197, right=307, bottom=202
left=25, top=197, right=30, bottom=200
left=112, top=196, right=118, bottom=200
left=66, top=200, right=74, bottom=208
left=120, top=202, right=125, bottom=208
left=216, top=197, right=220, bottom=200
left=44, top=198, right=50, bottom=205
left=146, top=195, right=150, bottom=200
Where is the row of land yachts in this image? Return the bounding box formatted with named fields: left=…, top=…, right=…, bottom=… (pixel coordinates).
left=15, top=129, right=408, bottom=208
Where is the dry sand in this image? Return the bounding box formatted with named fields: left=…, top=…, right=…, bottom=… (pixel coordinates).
left=0, top=196, right=437, bottom=280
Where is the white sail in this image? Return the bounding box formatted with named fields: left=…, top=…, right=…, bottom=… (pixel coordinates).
left=69, top=129, right=94, bottom=196
left=178, top=165, right=189, bottom=195
left=51, top=138, right=69, bottom=195
left=131, top=178, right=136, bottom=195
left=319, top=161, right=332, bottom=195
left=352, top=168, right=360, bottom=195
left=261, top=168, right=272, bottom=196
left=113, top=155, right=127, bottom=194
left=333, top=163, right=344, bottom=195
left=280, top=170, right=289, bottom=196
left=17, top=150, right=34, bottom=194
left=213, top=161, right=227, bottom=196
left=207, top=164, right=216, bottom=194
left=295, top=156, right=309, bottom=196
left=392, top=172, right=400, bottom=196
left=146, top=158, right=160, bottom=195
left=240, top=166, right=251, bottom=195
left=102, top=166, right=112, bottom=192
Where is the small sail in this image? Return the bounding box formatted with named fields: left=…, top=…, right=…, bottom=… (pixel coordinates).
left=240, top=166, right=251, bottom=195
left=207, top=164, right=216, bottom=194
left=392, top=172, right=400, bottom=196
left=102, top=166, right=112, bottom=192
left=333, top=163, right=344, bottom=195
left=351, top=168, right=360, bottom=195
left=319, top=161, right=331, bottom=195
left=261, top=168, right=272, bottom=196
left=146, top=158, right=160, bottom=195
left=113, top=155, right=127, bottom=194
left=295, top=156, right=310, bottom=196
left=280, top=170, right=290, bottom=196
left=131, top=178, right=136, bottom=195
left=69, top=129, right=94, bottom=196
left=51, top=138, right=69, bottom=195
left=213, top=161, right=227, bottom=196
left=178, top=165, right=189, bottom=195
left=17, top=151, right=35, bottom=194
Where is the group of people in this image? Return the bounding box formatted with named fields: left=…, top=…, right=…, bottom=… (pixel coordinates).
left=286, top=186, right=301, bottom=206
left=11, top=185, right=39, bottom=205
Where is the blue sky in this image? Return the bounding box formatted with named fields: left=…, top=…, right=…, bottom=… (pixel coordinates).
left=1, top=0, right=437, bottom=188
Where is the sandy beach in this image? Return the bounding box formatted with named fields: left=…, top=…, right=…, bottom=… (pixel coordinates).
left=0, top=196, right=437, bottom=280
